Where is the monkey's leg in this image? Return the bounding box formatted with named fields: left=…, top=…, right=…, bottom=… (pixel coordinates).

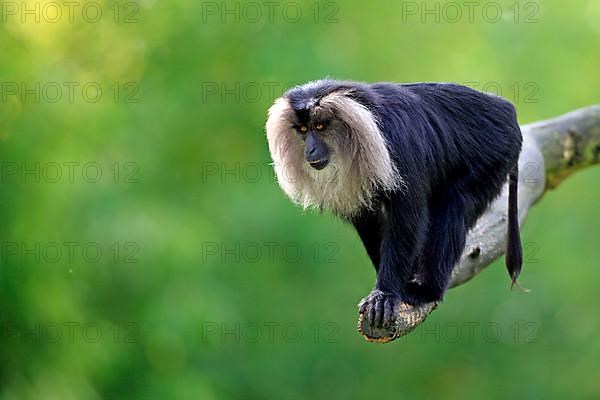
left=407, top=190, right=467, bottom=304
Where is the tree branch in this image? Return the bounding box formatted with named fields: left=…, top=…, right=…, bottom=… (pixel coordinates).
left=359, top=105, right=600, bottom=343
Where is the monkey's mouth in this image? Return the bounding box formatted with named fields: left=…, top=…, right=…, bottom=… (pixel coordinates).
left=307, top=159, right=329, bottom=170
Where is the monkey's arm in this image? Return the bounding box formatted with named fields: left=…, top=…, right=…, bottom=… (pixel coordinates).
left=351, top=211, right=382, bottom=270
left=357, top=193, right=430, bottom=332
left=376, top=200, right=428, bottom=294
left=358, top=105, right=600, bottom=343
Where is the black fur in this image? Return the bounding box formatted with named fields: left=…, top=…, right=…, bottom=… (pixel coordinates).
left=286, top=80, right=523, bottom=326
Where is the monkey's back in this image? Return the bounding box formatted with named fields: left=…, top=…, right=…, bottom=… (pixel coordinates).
left=370, top=82, right=522, bottom=222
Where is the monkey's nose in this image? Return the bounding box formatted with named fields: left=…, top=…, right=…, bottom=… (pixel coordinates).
left=304, top=145, right=321, bottom=161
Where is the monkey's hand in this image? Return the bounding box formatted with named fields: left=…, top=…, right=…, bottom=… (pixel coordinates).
left=358, top=291, right=438, bottom=343
left=358, top=289, right=400, bottom=332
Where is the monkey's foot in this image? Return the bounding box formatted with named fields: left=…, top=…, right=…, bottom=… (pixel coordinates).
left=357, top=290, right=400, bottom=331
left=358, top=298, right=438, bottom=343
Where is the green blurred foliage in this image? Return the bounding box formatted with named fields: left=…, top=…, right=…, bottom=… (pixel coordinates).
left=0, top=0, right=599, bottom=398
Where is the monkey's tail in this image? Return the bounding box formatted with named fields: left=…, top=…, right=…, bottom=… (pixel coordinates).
left=506, top=163, right=524, bottom=289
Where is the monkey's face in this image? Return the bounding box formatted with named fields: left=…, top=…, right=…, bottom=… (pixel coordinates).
left=267, top=94, right=345, bottom=172
left=296, top=121, right=331, bottom=170
left=287, top=98, right=351, bottom=171
left=265, top=82, right=401, bottom=216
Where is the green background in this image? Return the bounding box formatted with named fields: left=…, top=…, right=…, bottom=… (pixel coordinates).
left=0, top=0, right=599, bottom=398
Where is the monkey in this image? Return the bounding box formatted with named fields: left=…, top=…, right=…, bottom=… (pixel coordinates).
left=265, top=79, right=523, bottom=330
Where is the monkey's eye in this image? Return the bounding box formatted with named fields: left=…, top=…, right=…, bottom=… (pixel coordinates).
left=315, top=123, right=325, bottom=131
left=299, top=125, right=308, bottom=133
